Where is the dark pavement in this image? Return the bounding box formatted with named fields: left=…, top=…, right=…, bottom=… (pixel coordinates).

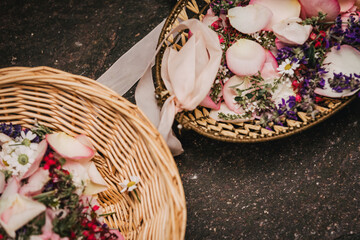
left=1, top=0, right=359, bottom=239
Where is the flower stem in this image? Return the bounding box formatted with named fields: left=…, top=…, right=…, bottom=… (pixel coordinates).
left=134, top=190, right=141, bottom=203
left=32, top=190, right=56, bottom=200
left=99, top=212, right=116, bottom=217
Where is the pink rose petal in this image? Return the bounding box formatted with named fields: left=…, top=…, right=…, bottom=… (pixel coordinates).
left=315, top=45, right=360, bottom=97
left=338, top=0, right=356, bottom=12
left=2, top=177, right=20, bottom=198
left=19, top=168, right=50, bottom=196
left=249, top=0, right=301, bottom=30
left=228, top=4, right=272, bottom=34
left=22, top=140, right=48, bottom=179
left=209, top=103, right=253, bottom=123
left=0, top=193, right=46, bottom=238
left=75, top=134, right=95, bottom=150
left=226, top=39, right=266, bottom=76
left=260, top=50, right=280, bottom=80
left=46, top=132, right=95, bottom=163
left=223, top=75, right=252, bottom=114
left=199, top=95, right=221, bottom=110
left=202, top=8, right=219, bottom=27
left=83, top=161, right=108, bottom=195
left=299, top=0, right=340, bottom=20
left=0, top=171, right=5, bottom=194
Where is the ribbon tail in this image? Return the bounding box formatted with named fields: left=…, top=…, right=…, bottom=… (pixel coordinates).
left=135, top=65, right=160, bottom=126
left=97, top=19, right=165, bottom=95
left=158, top=97, right=184, bottom=156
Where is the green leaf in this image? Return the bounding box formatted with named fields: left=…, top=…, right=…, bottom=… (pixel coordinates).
left=245, top=93, right=254, bottom=99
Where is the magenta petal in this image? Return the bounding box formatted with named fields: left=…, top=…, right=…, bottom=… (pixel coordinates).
left=299, top=0, right=340, bottom=20
left=199, top=95, right=221, bottom=110
left=22, top=140, right=48, bottom=179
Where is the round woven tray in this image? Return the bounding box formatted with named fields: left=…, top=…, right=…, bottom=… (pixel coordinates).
left=155, top=0, right=356, bottom=143
left=0, top=66, right=186, bottom=240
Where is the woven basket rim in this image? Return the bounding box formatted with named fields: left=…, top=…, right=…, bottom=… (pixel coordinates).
left=0, top=66, right=187, bottom=240
left=154, top=0, right=357, bottom=143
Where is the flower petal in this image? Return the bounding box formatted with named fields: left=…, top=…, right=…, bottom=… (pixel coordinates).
left=22, top=140, right=48, bottom=179
left=46, top=132, right=95, bottom=164
left=0, top=133, right=12, bottom=145
left=199, top=95, right=221, bottom=110
left=223, top=75, right=253, bottom=114
left=273, top=17, right=313, bottom=45
left=338, top=0, right=355, bottom=12
left=1, top=177, right=20, bottom=198
left=249, top=0, right=301, bottom=30
left=228, top=4, right=272, bottom=34
left=315, top=45, right=360, bottom=97
left=299, top=0, right=340, bottom=20
left=226, top=39, right=266, bottom=76
left=130, top=176, right=140, bottom=184
left=19, top=168, right=50, bottom=196
left=120, top=187, right=127, bottom=193
left=209, top=103, right=254, bottom=123
left=109, top=229, right=125, bottom=240
left=83, top=162, right=108, bottom=195
left=75, top=134, right=95, bottom=150
left=0, top=194, right=46, bottom=238
left=260, top=50, right=280, bottom=80
left=0, top=171, right=5, bottom=194
left=202, top=8, right=219, bottom=27
left=128, top=185, right=137, bottom=192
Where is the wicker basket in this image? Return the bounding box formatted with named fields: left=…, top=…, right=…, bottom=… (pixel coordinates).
left=154, top=0, right=356, bottom=143
left=0, top=66, right=186, bottom=240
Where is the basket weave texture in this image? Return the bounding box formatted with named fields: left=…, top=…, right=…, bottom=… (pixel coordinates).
left=155, top=0, right=355, bottom=143
left=0, top=66, right=186, bottom=240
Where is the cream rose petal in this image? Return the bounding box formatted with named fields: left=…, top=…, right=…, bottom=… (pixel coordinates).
left=19, top=168, right=50, bottom=196
left=0, top=171, right=5, bottom=194
left=226, top=39, right=266, bottom=76
left=249, top=0, right=301, bottom=30
left=228, top=4, right=272, bottom=34
left=273, top=17, right=313, bottom=46
left=0, top=194, right=46, bottom=238
left=315, top=45, right=360, bottom=97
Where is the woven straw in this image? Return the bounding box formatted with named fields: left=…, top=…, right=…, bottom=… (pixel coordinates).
left=0, top=66, right=186, bottom=240
left=155, top=0, right=356, bottom=142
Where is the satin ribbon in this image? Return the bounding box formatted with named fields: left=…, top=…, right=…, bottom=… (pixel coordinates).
left=137, top=19, right=222, bottom=155
left=98, top=19, right=222, bottom=156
